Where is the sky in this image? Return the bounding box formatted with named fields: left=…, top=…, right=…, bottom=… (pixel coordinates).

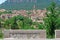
left=0, top=0, right=6, bottom=4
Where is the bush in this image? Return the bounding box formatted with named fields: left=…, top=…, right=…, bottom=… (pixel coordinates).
left=0, top=30, right=3, bottom=38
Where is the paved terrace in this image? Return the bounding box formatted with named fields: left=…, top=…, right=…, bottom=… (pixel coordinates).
left=0, top=38, right=60, bottom=40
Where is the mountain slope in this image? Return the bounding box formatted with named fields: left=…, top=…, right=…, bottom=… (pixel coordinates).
left=0, top=0, right=60, bottom=10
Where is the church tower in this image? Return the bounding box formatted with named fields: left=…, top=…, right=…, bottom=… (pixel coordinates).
left=33, top=4, right=37, bottom=14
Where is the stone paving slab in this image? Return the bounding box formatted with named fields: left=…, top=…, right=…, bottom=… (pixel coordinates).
left=1, top=38, right=59, bottom=40
left=4, top=38, right=46, bottom=40
left=1, top=38, right=60, bottom=40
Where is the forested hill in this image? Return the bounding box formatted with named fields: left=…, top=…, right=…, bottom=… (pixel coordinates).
left=0, top=0, right=60, bottom=10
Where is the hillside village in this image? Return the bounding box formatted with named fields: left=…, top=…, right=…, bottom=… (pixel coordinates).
left=0, top=0, right=60, bottom=39
left=0, top=9, right=46, bottom=24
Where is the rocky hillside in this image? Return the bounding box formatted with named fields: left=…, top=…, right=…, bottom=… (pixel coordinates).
left=0, top=0, right=60, bottom=10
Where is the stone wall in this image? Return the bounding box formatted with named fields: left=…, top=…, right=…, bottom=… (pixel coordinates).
left=3, top=30, right=46, bottom=39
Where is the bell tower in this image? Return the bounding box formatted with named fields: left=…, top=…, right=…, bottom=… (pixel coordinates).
left=33, top=4, right=37, bottom=14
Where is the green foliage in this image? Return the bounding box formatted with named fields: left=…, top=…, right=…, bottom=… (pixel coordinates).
left=44, top=1, right=60, bottom=38
left=11, top=17, right=19, bottom=29
left=55, top=13, right=60, bottom=29
left=0, top=18, right=3, bottom=28
left=4, top=19, right=11, bottom=29
left=0, top=19, right=1, bottom=28
left=0, top=30, right=3, bottom=38
left=1, top=15, right=34, bottom=29
left=55, top=7, right=60, bottom=29
left=0, top=14, right=45, bottom=30
left=16, top=15, right=25, bottom=29
left=0, top=11, right=12, bottom=16
left=16, top=15, right=33, bottom=29
left=38, top=23, right=44, bottom=29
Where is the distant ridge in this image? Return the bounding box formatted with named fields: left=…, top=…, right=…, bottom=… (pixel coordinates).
left=0, top=0, right=60, bottom=10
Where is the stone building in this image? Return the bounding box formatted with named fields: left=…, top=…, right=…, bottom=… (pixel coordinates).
left=0, top=9, right=46, bottom=24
